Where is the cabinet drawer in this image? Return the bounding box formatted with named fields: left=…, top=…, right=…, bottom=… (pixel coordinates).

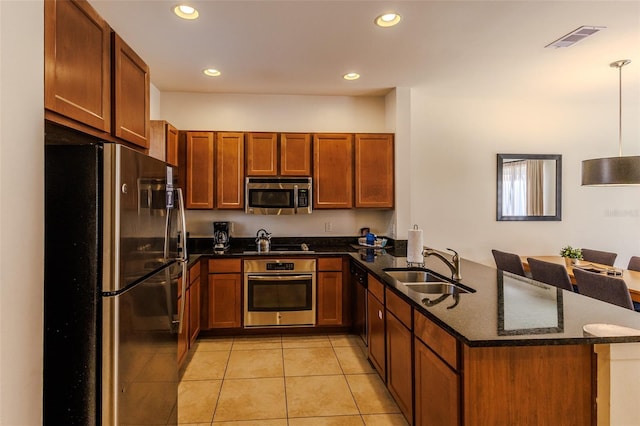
left=368, top=274, right=385, bottom=303
left=414, top=310, right=458, bottom=370
left=317, top=257, right=342, bottom=271
left=385, top=289, right=412, bottom=329
left=209, top=258, right=242, bottom=273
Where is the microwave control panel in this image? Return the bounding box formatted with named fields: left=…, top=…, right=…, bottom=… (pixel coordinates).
left=298, top=189, right=309, bottom=207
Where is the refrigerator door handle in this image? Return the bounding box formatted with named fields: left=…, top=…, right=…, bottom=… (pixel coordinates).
left=177, top=260, right=187, bottom=334
left=176, top=188, right=188, bottom=261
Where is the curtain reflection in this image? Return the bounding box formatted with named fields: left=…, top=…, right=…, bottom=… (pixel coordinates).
left=502, top=160, right=543, bottom=216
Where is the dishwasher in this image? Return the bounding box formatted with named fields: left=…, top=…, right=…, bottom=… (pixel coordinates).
left=350, top=260, right=368, bottom=345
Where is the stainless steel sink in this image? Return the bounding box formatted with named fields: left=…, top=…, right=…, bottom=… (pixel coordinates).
left=383, top=267, right=475, bottom=294
left=384, top=270, right=447, bottom=283
left=404, top=282, right=470, bottom=294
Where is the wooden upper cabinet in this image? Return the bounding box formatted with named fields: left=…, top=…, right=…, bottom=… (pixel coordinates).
left=281, top=133, right=312, bottom=176
left=245, top=133, right=311, bottom=176
left=166, top=124, right=179, bottom=166
left=112, top=32, right=150, bottom=149
left=149, top=120, right=178, bottom=166
left=216, top=132, right=245, bottom=209
left=45, top=0, right=111, bottom=132
left=313, top=133, right=353, bottom=209
left=355, top=134, right=394, bottom=208
left=185, top=131, right=214, bottom=209
left=246, top=133, right=278, bottom=176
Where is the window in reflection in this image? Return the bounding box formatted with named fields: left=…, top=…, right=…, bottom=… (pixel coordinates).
left=497, top=154, right=562, bottom=221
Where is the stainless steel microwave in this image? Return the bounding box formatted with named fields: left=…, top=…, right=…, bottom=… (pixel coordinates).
left=245, top=177, right=312, bottom=215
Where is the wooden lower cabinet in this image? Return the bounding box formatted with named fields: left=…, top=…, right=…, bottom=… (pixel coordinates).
left=177, top=277, right=190, bottom=367
left=367, top=290, right=385, bottom=379
left=207, top=258, right=242, bottom=328
left=317, top=257, right=346, bottom=326
left=208, top=273, right=242, bottom=328
left=462, top=344, right=594, bottom=425
left=317, top=271, right=343, bottom=325
left=188, top=269, right=201, bottom=346
left=414, top=336, right=459, bottom=426
left=385, top=289, right=413, bottom=423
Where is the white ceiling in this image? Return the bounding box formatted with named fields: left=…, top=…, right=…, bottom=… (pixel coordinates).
left=89, top=1, right=640, bottom=97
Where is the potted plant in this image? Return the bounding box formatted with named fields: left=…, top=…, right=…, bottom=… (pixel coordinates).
left=560, top=246, right=583, bottom=266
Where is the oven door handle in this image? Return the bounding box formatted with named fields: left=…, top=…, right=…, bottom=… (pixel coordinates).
left=248, top=275, right=312, bottom=281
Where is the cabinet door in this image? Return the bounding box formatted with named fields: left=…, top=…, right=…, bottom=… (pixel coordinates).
left=166, top=124, right=179, bottom=167
left=367, top=291, right=385, bottom=379
left=177, top=285, right=190, bottom=367
left=208, top=273, right=242, bottom=328
left=355, top=134, right=394, bottom=208
left=281, top=133, right=312, bottom=176
left=313, top=134, right=353, bottom=208
left=414, top=337, right=459, bottom=426
left=188, top=275, right=200, bottom=346
left=317, top=271, right=343, bottom=326
left=386, top=312, right=413, bottom=422
left=246, top=133, right=278, bottom=176
left=216, top=132, right=245, bottom=209
left=185, top=132, right=214, bottom=209
left=45, top=0, right=111, bottom=132
left=112, top=32, right=150, bottom=148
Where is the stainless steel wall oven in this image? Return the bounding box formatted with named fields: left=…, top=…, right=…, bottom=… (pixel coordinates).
left=244, top=259, right=316, bottom=327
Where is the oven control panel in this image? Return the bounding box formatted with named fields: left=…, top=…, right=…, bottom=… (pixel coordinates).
left=266, top=262, right=294, bottom=271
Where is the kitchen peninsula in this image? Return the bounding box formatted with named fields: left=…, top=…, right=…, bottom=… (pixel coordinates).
left=189, top=238, right=640, bottom=426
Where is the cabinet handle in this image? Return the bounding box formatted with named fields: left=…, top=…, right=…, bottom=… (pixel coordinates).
left=378, top=309, right=383, bottom=320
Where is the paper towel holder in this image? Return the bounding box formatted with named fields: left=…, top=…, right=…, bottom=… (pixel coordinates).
left=407, top=224, right=425, bottom=268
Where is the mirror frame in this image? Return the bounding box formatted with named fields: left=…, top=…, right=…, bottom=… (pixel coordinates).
left=496, top=154, right=562, bottom=221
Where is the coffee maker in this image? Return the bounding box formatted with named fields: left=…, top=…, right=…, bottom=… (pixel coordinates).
left=213, top=221, right=231, bottom=252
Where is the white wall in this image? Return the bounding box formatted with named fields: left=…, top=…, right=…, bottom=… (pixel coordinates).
left=160, top=92, right=396, bottom=238
left=409, top=85, right=640, bottom=268
left=0, top=1, right=44, bottom=424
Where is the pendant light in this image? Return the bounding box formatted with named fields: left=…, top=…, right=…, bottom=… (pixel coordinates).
left=581, top=59, right=640, bottom=186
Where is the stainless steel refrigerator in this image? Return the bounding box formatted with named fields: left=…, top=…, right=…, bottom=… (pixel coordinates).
left=44, top=123, right=187, bottom=425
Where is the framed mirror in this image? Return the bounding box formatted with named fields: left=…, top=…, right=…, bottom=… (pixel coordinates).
left=497, top=154, right=562, bottom=221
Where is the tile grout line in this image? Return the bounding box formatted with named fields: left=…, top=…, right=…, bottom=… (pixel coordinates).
left=209, top=337, right=234, bottom=424
left=330, top=338, right=365, bottom=423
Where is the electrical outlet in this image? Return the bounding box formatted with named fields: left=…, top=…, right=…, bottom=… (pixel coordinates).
left=325, top=222, right=332, bottom=232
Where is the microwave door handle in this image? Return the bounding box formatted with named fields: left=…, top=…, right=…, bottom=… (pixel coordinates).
left=293, top=184, right=299, bottom=214
left=176, top=188, right=188, bottom=261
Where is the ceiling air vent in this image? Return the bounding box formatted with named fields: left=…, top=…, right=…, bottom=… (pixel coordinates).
left=545, top=26, right=606, bottom=49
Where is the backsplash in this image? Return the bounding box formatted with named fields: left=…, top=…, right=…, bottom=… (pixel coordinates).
left=185, top=209, right=396, bottom=239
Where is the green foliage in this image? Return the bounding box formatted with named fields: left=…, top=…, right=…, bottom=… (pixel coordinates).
left=560, top=246, right=583, bottom=259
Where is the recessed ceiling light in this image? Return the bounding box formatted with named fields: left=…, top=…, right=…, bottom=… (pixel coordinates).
left=173, top=4, right=199, bottom=20
left=343, top=72, right=360, bottom=81
left=203, top=68, right=221, bottom=77
left=375, top=12, right=401, bottom=28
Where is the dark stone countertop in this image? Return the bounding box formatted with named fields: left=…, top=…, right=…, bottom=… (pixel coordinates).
left=188, top=236, right=406, bottom=258
left=188, top=236, right=640, bottom=347
left=351, top=252, right=640, bottom=347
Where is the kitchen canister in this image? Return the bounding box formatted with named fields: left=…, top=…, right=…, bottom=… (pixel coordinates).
left=407, top=224, right=424, bottom=265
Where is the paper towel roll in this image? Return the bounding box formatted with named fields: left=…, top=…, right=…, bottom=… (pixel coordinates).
left=407, top=226, right=423, bottom=264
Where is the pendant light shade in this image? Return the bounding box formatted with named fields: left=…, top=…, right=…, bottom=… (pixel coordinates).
left=582, top=156, right=640, bottom=185
left=581, top=59, right=640, bottom=186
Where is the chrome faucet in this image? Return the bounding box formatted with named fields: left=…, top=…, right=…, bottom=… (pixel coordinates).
left=422, top=247, right=462, bottom=281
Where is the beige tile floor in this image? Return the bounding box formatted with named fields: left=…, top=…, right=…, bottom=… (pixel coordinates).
left=178, top=334, right=409, bottom=425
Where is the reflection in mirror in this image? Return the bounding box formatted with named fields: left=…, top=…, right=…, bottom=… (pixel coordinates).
left=497, top=271, right=564, bottom=336
left=497, top=154, right=562, bottom=221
